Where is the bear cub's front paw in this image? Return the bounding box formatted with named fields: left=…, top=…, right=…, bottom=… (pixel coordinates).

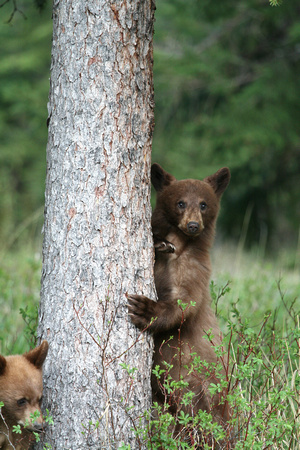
left=127, top=294, right=158, bottom=330
left=154, top=240, right=176, bottom=253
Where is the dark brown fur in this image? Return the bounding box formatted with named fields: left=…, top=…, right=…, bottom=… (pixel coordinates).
left=128, top=164, right=231, bottom=436
left=0, top=341, right=48, bottom=450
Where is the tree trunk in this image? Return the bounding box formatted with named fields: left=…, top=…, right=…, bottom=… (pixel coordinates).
left=38, top=0, right=155, bottom=448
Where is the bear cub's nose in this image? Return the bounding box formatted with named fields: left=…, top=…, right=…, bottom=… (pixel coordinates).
left=187, top=221, right=199, bottom=233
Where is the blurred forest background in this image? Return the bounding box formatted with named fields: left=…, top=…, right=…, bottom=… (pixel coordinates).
left=0, top=0, right=299, bottom=258
left=1, top=0, right=300, bottom=265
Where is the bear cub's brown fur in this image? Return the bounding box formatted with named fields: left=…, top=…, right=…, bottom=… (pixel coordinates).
left=128, top=163, right=231, bottom=432
left=0, top=341, right=48, bottom=450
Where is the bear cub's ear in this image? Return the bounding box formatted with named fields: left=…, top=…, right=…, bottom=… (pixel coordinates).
left=204, top=167, right=230, bottom=197
left=0, top=355, right=7, bottom=376
left=24, top=340, right=49, bottom=369
left=151, top=163, right=177, bottom=192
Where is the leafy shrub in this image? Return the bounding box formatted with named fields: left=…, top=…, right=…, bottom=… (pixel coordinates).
left=130, top=281, right=299, bottom=449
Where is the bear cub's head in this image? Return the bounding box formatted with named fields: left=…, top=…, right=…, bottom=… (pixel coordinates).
left=151, top=163, right=230, bottom=237
left=0, top=340, right=49, bottom=432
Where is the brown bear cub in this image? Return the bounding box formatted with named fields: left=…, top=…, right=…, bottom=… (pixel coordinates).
left=0, top=340, right=48, bottom=450
left=128, top=164, right=231, bottom=439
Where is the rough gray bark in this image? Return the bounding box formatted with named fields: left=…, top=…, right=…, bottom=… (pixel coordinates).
left=38, top=1, right=155, bottom=448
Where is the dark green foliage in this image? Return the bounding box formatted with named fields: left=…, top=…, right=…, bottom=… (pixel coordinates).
left=0, top=0, right=299, bottom=252
left=0, top=1, right=51, bottom=245
left=0, top=0, right=48, bottom=22
left=34, top=0, right=47, bottom=11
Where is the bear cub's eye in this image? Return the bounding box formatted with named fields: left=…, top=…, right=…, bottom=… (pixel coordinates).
left=200, top=202, right=207, bottom=211
left=17, top=398, right=27, bottom=407
left=177, top=201, right=186, bottom=209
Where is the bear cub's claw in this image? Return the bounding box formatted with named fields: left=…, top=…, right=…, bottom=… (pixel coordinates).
left=154, top=240, right=176, bottom=253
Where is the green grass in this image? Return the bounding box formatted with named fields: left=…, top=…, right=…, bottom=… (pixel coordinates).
left=0, top=242, right=299, bottom=447
left=0, top=245, right=41, bottom=355
left=1, top=242, right=298, bottom=352
left=209, top=245, right=300, bottom=449
left=212, top=243, right=299, bottom=329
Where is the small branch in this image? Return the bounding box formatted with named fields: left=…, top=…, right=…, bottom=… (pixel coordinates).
left=0, top=0, right=10, bottom=9
left=277, top=280, right=298, bottom=326
left=0, top=0, right=27, bottom=23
